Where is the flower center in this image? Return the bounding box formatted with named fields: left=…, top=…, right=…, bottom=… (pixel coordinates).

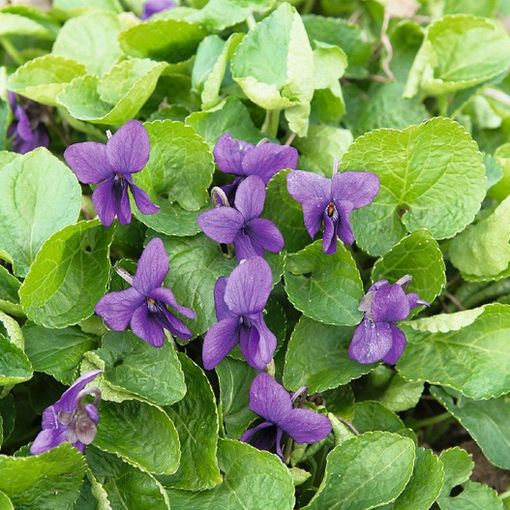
left=146, top=297, right=172, bottom=329
left=112, top=174, right=128, bottom=204
left=58, top=388, right=100, bottom=445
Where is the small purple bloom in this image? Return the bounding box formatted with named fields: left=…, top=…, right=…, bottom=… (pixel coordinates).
left=348, top=275, right=428, bottom=365
left=64, top=120, right=159, bottom=227
left=31, top=370, right=101, bottom=455
left=7, top=92, right=49, bottom=154
left=241, top=373, right=332, bottom=460
left=202, top=256, right=276, bottom=371
left=287, top=168, right=380, bottom=255
left=197, top=175, right=284, bottom=261
left=142, top=0, right=176, bottom=19
left=96, top=237, right=195, bottom=347
left=214, top=133, right=299, bottom=203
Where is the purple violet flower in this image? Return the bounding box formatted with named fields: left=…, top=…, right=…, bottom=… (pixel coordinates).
left=214, top=133, right=299, bottom=204
left=197, top=175, right=284, bottom=261
left=202, top=256, right=276, bottom=371
left=241, top=373, right=332, bottom=460
left=7, top=92, right=49, bottom=154
left=64, top=120, right=159, bottom=227
left=287, top=167, right=380, bottom=255
left=142, top=0, right=176, bottom=19
left=31, top=370, right=101, bottom=455
left=348, top=275, right=428, bottom=365
left=96, top=237, right=195, bottom=347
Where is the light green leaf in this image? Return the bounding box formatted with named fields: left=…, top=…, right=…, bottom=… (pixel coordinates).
left=53, top=0, right=122, bottom=14
left=488, top=142, right=510, bottom=200
left=0, top=267, right=22, bottom=317
left=155, top=233, right=236, bottom=336
left=94, top=400, right=180, bottom=475
left=341, top=117, right=486, bottom=256
left=0, top=12, right=57, bottom=39
left=53, top=11, right=122, bottom=76
left=438, top=481, right=503, bottom=510
left=431, top=386, right=510, bottom=470
left=93, top=331, right=186, bottom=407
left=304, top=432, right=415, bottom=510
left=185, top=97, right=262, bottom=147
left=193, top=33, right=243, bottom=110
left=119, top=19, right=206, bottom=62
left=353, top=82, right=428, bottom=137
left=294, top=125, right=353, bottom=175
left=449, top=196, right=510, bottom=281
left=215, top=357, right=257, bottom=439
left=371, top=229, right=446, bottom=305
left=303, top=14, right=371, bottom=79
left=397, top=304, right=510, bottom=399
left=442, top=0, right=499, bottom=16
left=231, top=3, right=314, bottom=136
left=23, top=323, right=96, bottom=384
left=0, top=491, right=13, bottom=510
left=19, top=220, right=114, bottom=329
left=86, top=447, right=170, bottom=510
left=0, top=334, right=32, bottom=386
left=386, top=447, right=444, bottom=510
left=405, top=307, right=484, bottom=333
left=0, top=443, right=86, bottom=510
left=0, top=309, right=24, bottom=350
left=132, top=121, right=214, bottom=234
left=161, top=353, right=222, bottom=491
left=58, top=59, right=167, bottom=125
left=0, top=148, right=81, bottom=277
left=405, top=15, right=510, bottom=97
left=284, top=240, right=364, bottom=326
left=283, top=316, right=373, bottom=393
left=7, top=55, right=86, bottom=107
left=166, top=439, right=295, bottom=510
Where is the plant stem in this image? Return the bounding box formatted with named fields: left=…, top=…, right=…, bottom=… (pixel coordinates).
left=0, top=37, right=23, bottom=66
left=411, top=412, right=451, bottom=430
left=246, top=14, right=256, bottom=30
left=438, top=95, right=448, bottom=116
left=261, top=110, right=280, bottom=138
left=301, top=0, right=315, bottom=15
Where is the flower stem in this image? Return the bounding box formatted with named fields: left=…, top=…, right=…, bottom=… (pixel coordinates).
left=0, top=37, right=23, bottom=66
left=261, top=110, right=280, bottom=139
left=411, top=412, right=451, bottom=430
left=246, top=14, right=256, bottom=30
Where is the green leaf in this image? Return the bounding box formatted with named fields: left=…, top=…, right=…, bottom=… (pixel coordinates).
left=19, top=220, right=114, bottom=328
left=283, top=316, right=373, bottom=392
left=405, top=15, right=510, bottom=97
left=92, top=331, right=186, bottom=406
left=303, top=14, right=371, bottom=79
left=94, top=400, right=180, bottom=475
left=438, top=481, right=503, bottom=510
left=264, top=170, right=311, bottom=253
left=0, top=443, right=86, bottom=510
left=431, top=386, right=510, bottom=470
left=58, top=59, right=167, bottom=125
left=439, top=447, right=474, bottom=496
left=0, top=267, right=22, bottom=318
left=215, top=357, right=257, bottom=439
left=0, top=12, right=57, bottom=40
left=185, top=97, right=262, bottom=147
left=488, top=142, right=510, bottom=200
left=353, top=82, right=428, bottom=137
left=442, top=0, right=499, bottom=16
left=53, top=0, right=122, bottom=14
left=294, top=125, right=353, bottom=175
left=155, top=233, right=236, bottom=336
left=449, top=196, right=510, bottom=281
left=7, top=55, right=86, bottom=107
left=119, top=19, right=206, bottom=63
left=166, top=439, right=295, bottom=510
left=0, top=148, right=81, bottom=277
left=23, top=323, right=96, bottom=384
left=193, top=33, right=243, bottom=110
left=352, top=401, right=406, bottom=433
left=86, top=447, right=170, bottom=510
left=341, top=117, right=486, bottom=256
left=231, top=3, right=314, bottom=136
left=53, top=11, right=122, bottom=76
left=0, top=333, right=32, bottom=386
left=161, top=353, right=222, bottom=491
left=386, top=447, right=444, bottom=510
left=284, top=240, right=364, bottom=326
left=304, top=432, right=415, bottom=510
left=397, top=304, right=510, bottom=399
left=0, top=492, right=13, bottom=510
left=132, top=121, right=214, bottom=235
left=405, top=307, right=485, bottom=334
left=371, top=229, right=446, bottom=305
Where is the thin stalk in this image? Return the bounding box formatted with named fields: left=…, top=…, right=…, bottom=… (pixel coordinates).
left=437, top=95, right=448, bottom=116
left=261, top=110, right=280, bottom=138
left=1, top=37, right=23, bottom=66
left=411, top=412, right=451, bottom=430
left=246, top=14, right=256, bottom=30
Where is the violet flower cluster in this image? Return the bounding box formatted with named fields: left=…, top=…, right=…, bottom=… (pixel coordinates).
left=142, top=0, right=176, bottom=19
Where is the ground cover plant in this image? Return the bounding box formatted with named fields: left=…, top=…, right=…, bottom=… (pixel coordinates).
left=1, top=0, right=510, bottom=508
